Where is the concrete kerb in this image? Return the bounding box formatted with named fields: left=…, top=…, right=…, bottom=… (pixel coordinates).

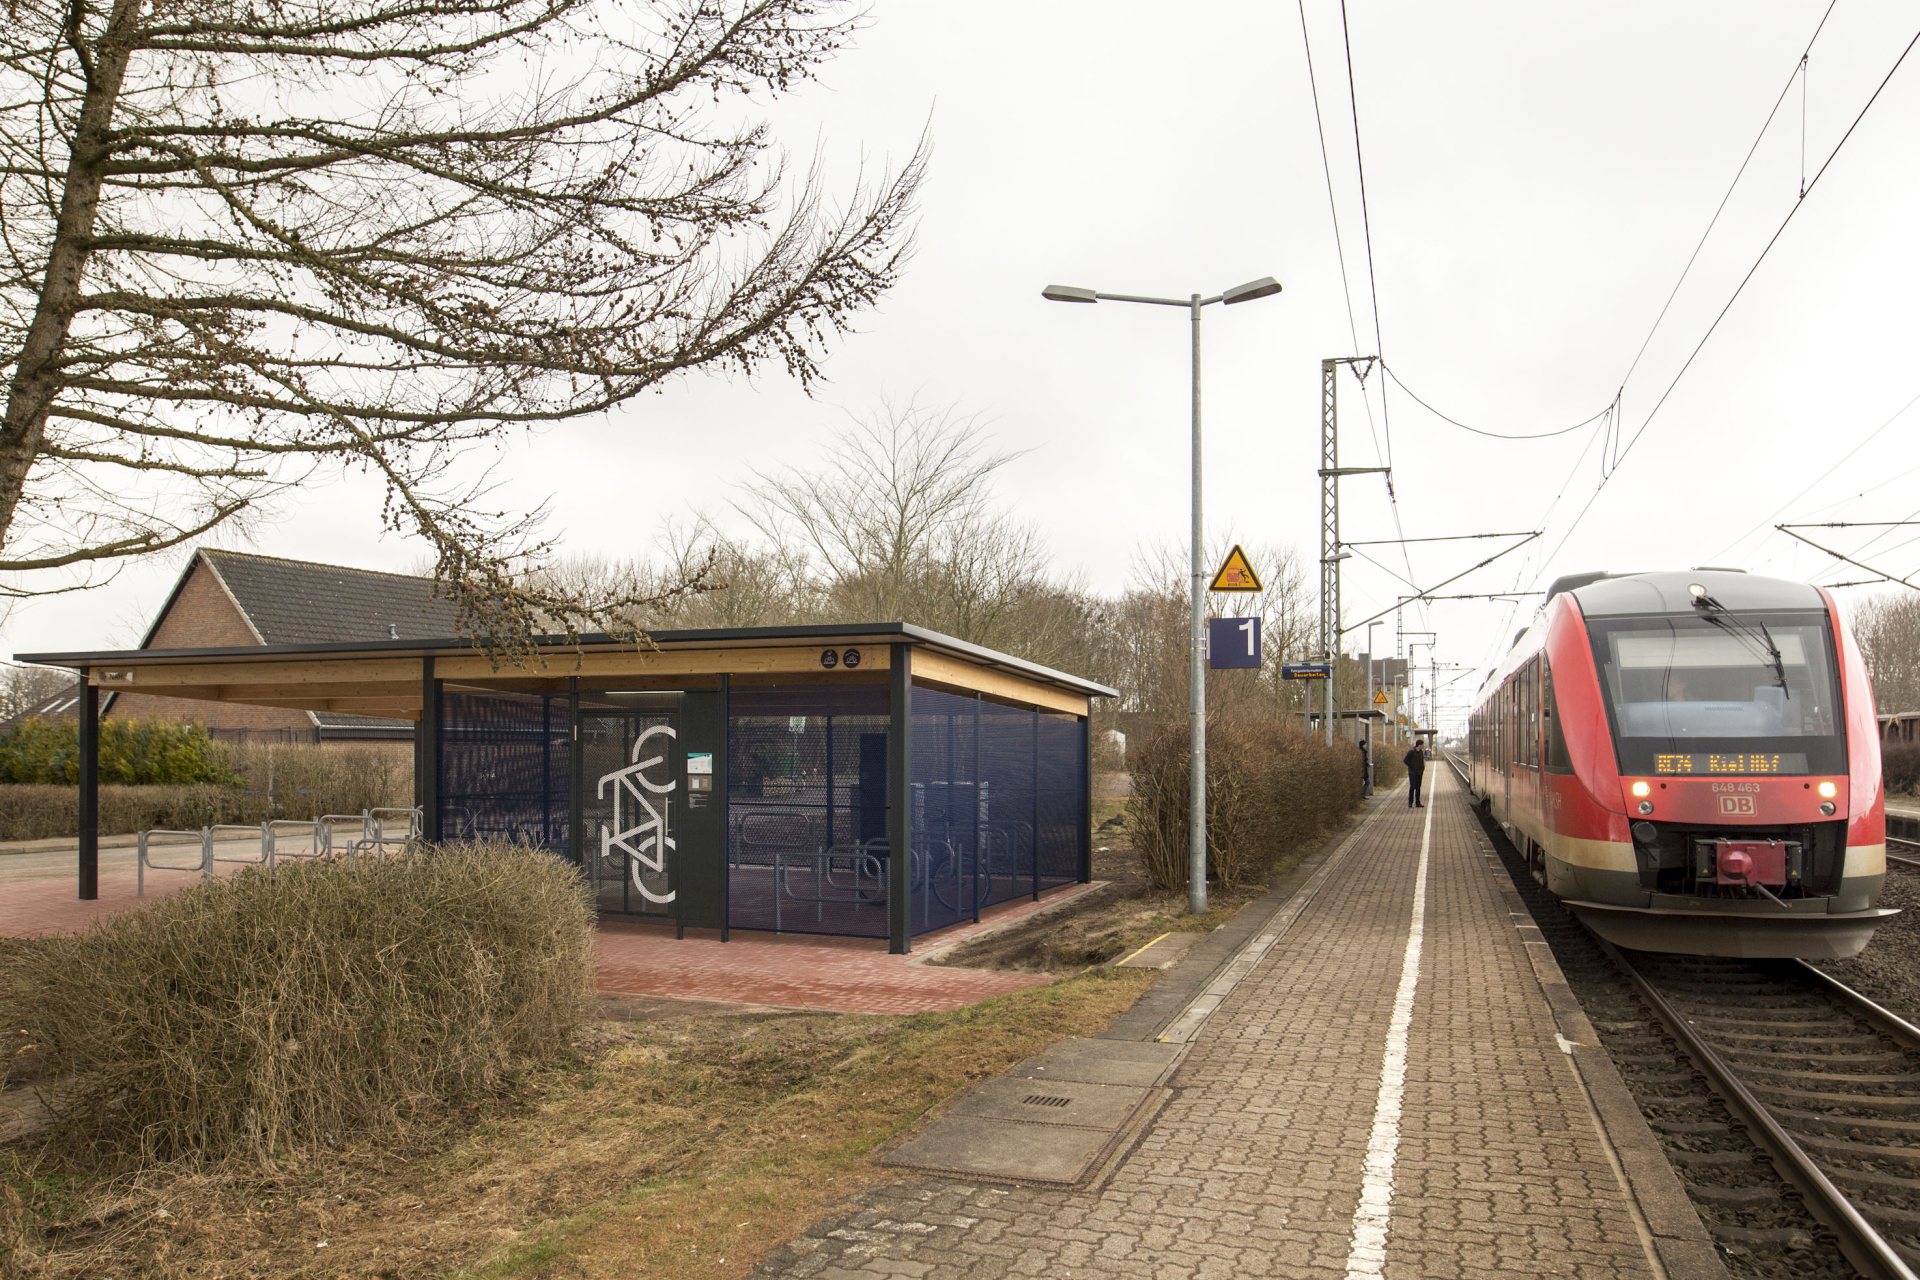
left=1466, top=809, right=1731, bottom=1280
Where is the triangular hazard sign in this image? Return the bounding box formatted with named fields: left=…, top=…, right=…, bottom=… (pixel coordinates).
left=1373, top=689, right=1390, bottom=705
left=1209, top=544, right=1263, bottom=592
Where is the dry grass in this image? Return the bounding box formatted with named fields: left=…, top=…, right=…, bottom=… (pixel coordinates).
left=1, top=971, right=1152, bottom=1279
left=0, top=842, right=593, bottom=1167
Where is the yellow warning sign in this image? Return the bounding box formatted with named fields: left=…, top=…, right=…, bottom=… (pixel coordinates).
left=1208, top=544, right=1263, bottom=592
left=1373, top=690, right=1390, bottom=706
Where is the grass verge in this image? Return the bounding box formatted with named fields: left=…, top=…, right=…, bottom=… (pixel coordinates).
left=3, top=969, right=1152, bottom=1279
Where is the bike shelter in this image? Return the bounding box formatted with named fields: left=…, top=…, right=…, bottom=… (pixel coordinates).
left=32, top=625, right=1112, bottom=954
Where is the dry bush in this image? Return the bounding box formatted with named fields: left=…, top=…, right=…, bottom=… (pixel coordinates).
left=224, top=743, right=412, bottom=818
left=1372, top=743, right=1408, bottom=793
left=0, top=784, right=235, bottom=841
left=0, top=843, right=593, bottom=1166
left=1127, top=721, right=1362, bottom=891
left=0, top=747, right=412, bottom=841
left=1886, top=742, right=1920, bottom=796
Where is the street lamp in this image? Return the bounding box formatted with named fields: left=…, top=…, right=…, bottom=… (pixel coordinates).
left=1043, top=275, right=1282, bottom=915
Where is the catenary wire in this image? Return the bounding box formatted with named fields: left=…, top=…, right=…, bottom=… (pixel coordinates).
left=1532, top=19, right=1920, bottom=584
left=1382, top=364, right=1614, bottom=440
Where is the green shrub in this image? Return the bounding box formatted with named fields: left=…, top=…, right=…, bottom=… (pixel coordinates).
left=0, top=718, right=236, bottom=786
left=1127, top=720, right=1362, bottom=891
left=0, top=843, right=594, bottom=1164
left=1886, top=742, right=1920, bottom=796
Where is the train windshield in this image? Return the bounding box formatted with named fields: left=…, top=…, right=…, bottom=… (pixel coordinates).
left=1588, top=611, right=1845, bottom=776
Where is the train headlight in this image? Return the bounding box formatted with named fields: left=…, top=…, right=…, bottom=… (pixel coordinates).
left=1820, top=801, right=1837, bottom=816
left=1817, top=781, right=1837, bottom=799
left=1630, top=781, right=1651, bottom=798
left=1637, top=800, right=1654, bottom=815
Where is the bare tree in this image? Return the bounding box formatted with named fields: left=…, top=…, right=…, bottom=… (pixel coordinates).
left=1854, top=591, right=1920, bottom=714
left=0, top=660, right=72, bottom=720
left=0, top=0, right=925, bottom=655
left=740, top=402, right=1037, bottom=627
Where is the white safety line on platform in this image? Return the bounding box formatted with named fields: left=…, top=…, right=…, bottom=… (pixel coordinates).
left=1343, top=773, right=1436, bottom=1278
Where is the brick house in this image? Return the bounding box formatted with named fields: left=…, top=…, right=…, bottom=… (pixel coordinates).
left=105, top=549, right=459, bottom=744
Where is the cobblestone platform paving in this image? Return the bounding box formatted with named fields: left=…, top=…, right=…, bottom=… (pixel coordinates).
left=755, top=769, right=1683, bottom=1278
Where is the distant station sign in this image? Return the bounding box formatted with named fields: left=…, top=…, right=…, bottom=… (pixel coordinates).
left=1282, top=663, right=1331, bottom=680
left=1208, top=617, right=1261, bottom=669
left=1208, top=545, right=1263, bottom=592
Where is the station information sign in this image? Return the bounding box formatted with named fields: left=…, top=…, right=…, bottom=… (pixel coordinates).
left=1651, top=752, right=1807, bottom=776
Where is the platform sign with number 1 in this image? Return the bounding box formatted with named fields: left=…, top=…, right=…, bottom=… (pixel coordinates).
left=1207, top=616, right=1261, bottom=670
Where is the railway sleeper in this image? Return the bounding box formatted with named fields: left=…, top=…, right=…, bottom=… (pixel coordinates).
left=1735, top=1067, right=1920, bottom=1088
left=1684, top=1013, right=1870, bottom=1034
left=1765, top=1105, right=1920, bottom=1139
left=1714, top=1044, right=1911, bottom=1067
left=1796, top=1132, right=1920, bottom=1166
left=1820, top=1162, right=1920, bottom=1197
left=1745, top=1085, right=1920, bottom=1114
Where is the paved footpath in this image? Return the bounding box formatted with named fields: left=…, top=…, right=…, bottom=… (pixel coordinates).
left=758, top=767, right=1718, bottom=1279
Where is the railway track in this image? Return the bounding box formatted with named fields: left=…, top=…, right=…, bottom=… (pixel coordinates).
left=1443, top=750, right=1920, bottom=1278
left=1608, top=947, right=1920, bottom=1280
left=1889, top=834, right=1920, bottom=872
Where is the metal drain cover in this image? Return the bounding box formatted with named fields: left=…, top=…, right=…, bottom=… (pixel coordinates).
left=1023, top=1094, right=1073, bottom=1108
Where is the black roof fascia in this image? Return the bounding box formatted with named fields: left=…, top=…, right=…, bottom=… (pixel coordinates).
left=17, top=621, right=1118, bottom=699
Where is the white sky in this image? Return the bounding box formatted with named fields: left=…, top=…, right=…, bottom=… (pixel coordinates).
left=8, top=0, right=1920, bottom=732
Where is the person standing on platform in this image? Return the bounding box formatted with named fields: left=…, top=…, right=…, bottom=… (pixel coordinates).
left=1404, top=742, right=1427, bottom=808
left=1360, top=740, right=1372, bottom=797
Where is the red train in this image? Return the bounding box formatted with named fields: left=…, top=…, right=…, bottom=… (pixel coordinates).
left=1466, top=569, right=1893, bottom=957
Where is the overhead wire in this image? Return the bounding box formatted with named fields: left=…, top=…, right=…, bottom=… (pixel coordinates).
left=1707, top=386, right=1920, bottom=564
left=1335, top=0, right=1426, bottom=637
left=1532, top=17, right=1920, bottom=583
left=1382, top=364, right=1614, bottom=440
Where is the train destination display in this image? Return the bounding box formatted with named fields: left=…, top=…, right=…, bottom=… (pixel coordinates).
left=1651, top=752, right=1809, bottom=776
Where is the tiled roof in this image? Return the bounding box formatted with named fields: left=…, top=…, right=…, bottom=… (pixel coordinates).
left=202, top=549, right=460, bottom=645
left=1, top=680, right=83, bottom=730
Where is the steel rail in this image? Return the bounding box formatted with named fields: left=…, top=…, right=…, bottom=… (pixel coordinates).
left=1889, top=834, right=1920, bottom=871
left=1601, top=939, right=1920, bottom=1280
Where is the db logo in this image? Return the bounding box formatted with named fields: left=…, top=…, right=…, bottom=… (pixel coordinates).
left=1719, top=795, right=1757, bottom=816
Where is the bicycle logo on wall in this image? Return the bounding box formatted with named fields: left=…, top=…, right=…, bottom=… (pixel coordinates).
left=598, top=723, right=676, bottom=904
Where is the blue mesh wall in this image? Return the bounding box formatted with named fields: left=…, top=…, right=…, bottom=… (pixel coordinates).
left=908, top=686, right=1086, bottom=938
left=910, top=687, right=984, bottom=934
left=438, top=689, right=569, bottom=851
left=727, top=684, right=891, bottom=937
left=1036, top=711, right=1086, bottom=889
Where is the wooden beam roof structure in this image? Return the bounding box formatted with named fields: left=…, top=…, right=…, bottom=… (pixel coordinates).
left=18, top=623, right=1114, bottom=720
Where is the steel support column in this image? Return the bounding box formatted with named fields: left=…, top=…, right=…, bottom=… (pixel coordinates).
left=417, top=657, right=439, bottom=841
left=1319, top=359, right=1339, bottom=744
left=77, top=677, right=98, bottom=900
left=887, top=643, right=913, bottom=955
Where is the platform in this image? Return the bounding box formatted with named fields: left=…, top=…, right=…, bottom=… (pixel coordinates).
left=758, top=768, right=1725, bottom=1278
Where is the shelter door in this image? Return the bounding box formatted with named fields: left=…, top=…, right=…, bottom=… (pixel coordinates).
left=579, top=706, right=680, bottom=919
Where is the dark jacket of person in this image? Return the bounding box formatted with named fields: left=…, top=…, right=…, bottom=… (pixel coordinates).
left=1403, top=746, right=1426, bottom=777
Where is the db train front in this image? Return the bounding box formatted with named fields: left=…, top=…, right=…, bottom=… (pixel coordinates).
left=1467, top=569, right=1892, bottom=958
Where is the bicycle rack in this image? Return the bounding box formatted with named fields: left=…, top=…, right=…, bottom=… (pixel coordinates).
left=136, top=829, right=210, bottom=897
left=207, top=823, right=273, bottom=872
left=265, top=819, right=328, bottom=862
left=759, top=838, right=889, bottom=930
left=134, top=807, right=424, bottom=895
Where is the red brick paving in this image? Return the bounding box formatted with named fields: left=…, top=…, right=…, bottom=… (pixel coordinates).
left=0, top=847, right=1084, bottom=1015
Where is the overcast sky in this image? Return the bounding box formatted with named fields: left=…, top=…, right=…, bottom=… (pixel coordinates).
left=7, top=0, right=1919, bottom=730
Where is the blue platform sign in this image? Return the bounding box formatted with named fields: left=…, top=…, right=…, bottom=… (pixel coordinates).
left=1208, top=616, right=1261, bottom=669
left=1282, top=662, right=1333, bottom=680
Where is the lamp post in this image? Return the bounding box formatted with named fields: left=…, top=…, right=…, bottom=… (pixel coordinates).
left=1044, top=275, right=1282, bottom=915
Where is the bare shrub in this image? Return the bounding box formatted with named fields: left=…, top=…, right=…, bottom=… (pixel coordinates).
left=1127, top=722, right=1362, bottom=892
left=1886, top=742, right=1920, bottom=797
left=225, top=743, right=412, bottom=819
left=0, top=843, right=593, bottom=1165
